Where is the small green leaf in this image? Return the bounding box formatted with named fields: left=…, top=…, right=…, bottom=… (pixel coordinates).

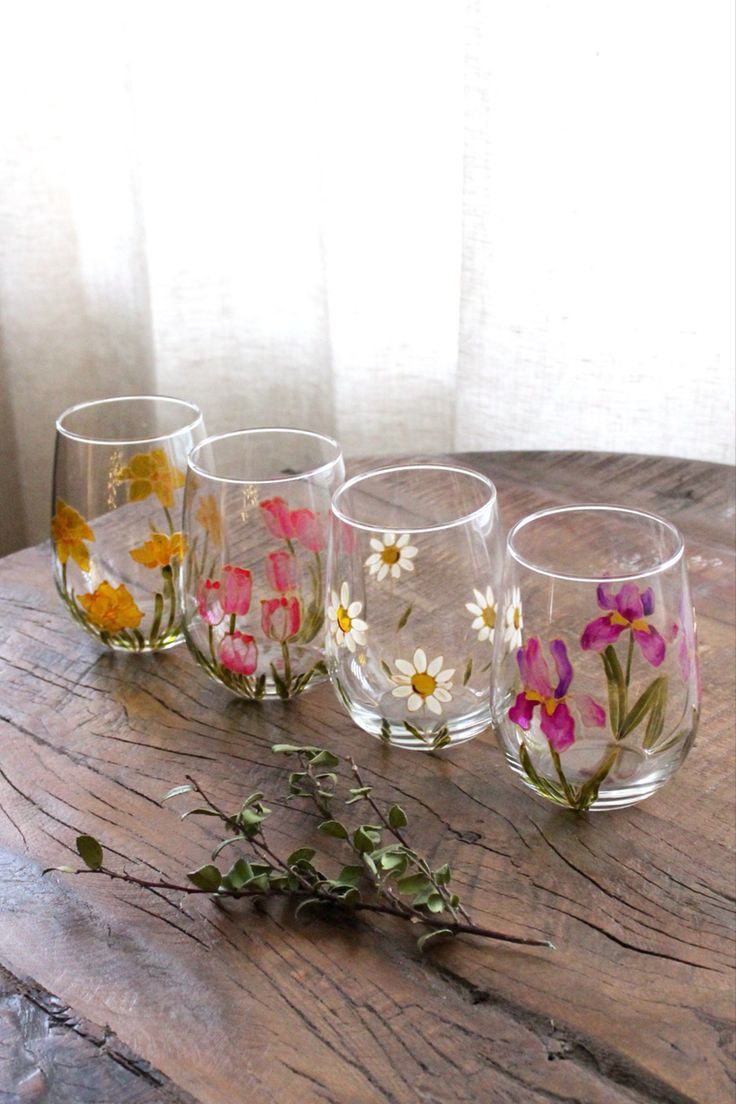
left=431, top=727, right=451, bottom=751
left=309, top=750, right=340, bottom=769
left=462, top=656, right=473, bottom=686
left=388, top=804, right=408, bottom=830
left=396, top=603, right=413, bottom=631
left=76, top=835, right=103, bottom=870
left=295, top=896, right=323, bottom=919
left=434, top=863, right=451, bottom=885
left=397, top=872, right=431, bottom=895
left=226, top=858, right=253, bottom=889
left=162, top=783, right=194, bottom=802
left=380, top=659, right=393, bottom=679
left=180, top=807, right=221, bottom=820
left=211, top=836, right=242, bottom=860
left=335, top=865, right=363, bottom=887
left=187, top=864, right=222, bottom=891
left=417, top=928, right=454, bottom=952
left=42, top=865, right=76, bottom=875
left=353, top=827, right=376, bottom=854
left=287, top=847, right=316, bottom=865
left=271, top=744, right=302, bottom=755
left=346, top=786, right=372, bottom=805
left=426, top=893, right=445, bottom=913
left=340, top=886, right=360, bottom=907
left=318, top=820, right=349, bottom=839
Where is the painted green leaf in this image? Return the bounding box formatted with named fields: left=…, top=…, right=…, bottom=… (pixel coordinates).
left=619, top=677, right=667, bottom=739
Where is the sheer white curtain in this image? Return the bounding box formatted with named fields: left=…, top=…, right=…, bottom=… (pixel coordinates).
left=0, top=0, right=733, bottom=555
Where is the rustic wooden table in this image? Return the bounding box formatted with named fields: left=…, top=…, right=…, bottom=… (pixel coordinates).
left=0, top=451, right=733, bottom=1104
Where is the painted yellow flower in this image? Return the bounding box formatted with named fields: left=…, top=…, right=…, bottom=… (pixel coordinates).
left=390, top=648, right=454, bottom=715
left=195, top=494, right=222, bottom=546
left=129, top=531, right=187, bottom=569
left=365, top=532, right=418, bottom=581
left=117, top=448, right=185, bottom=509
left=327, top=582, right=368, bottom=652
left=78, top=581, right=143, bottom=634
left=503, top=587, right=524, bottom=651
left=51, top=498, right=94, bottom=572
left=466, top=586, right=497, bottom=643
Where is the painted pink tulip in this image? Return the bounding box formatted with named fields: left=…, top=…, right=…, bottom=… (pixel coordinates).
left=260, top=497, right=295, bottom=541
left=580, top=583, right=666, bottom=667
left=221, top=565, right=252, bottom=616
left=219, top=631, right=258, bottom=676
left=197, top=578, right=224, bottom=626
left=508, top=637, right=605, bottom=752
left=265, top=550, right=298, bottom=593
left=261, top=596, right=301, bottom=642
left=291, top=508, right=325, bottom=552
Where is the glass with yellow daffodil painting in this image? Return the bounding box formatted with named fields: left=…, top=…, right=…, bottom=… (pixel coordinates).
left=52, top=396, right=205, bottom=651
left=326, top=464, right=504, bottom=751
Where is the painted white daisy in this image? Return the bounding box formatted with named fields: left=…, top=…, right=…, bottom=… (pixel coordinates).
left=365, top=532, right=418, bottom=581
left=503, top=587, right=523, bottom=651
left=466, top=586, right=497, bottom=643
left=327, top=582, right=368, bottom=653
left=390, top=648, right=454, bottom=716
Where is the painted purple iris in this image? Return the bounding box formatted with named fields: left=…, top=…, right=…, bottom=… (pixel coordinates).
left=508, top=637, right=606, bottom=753
left=580, top=583, right=666, bottom=668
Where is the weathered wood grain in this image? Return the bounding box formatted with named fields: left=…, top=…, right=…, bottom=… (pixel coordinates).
left=0, top=451, right=733, bottom=1104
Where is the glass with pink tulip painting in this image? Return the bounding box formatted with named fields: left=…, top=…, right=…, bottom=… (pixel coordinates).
left=491, top=505, right=700, bottom=811
left=181, top=429, right=344, bottom=700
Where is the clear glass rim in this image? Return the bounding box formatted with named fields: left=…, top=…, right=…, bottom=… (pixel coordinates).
left=331, top=462, right=497, bottom=534
left=188, top=426, right=343, bottom=485
left=56, top=394, right=204, bottom=446
left=507, top=503, right=685, bottom=583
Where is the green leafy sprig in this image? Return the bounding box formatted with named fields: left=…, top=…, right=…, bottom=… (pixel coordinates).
left=45, top=745, right=552, bottom=954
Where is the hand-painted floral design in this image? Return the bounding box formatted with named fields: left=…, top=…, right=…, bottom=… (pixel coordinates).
left=261, top=596, right=301, bottom=642
left=581, top=583, right=665, bottom=667
left=365, top=533, right=418, bottom=582
left=129, top=531, right=186, bottom=569
left=117, top=448, right=185, bottom=510
left=291, top=508, right=325, bottom=552
left=260, top=497, right=295, bottom=541
left=503, top=587, right=523, bottom=651
left=51, top=499, right=94, bottom=572
left=327, top=583, right=368, bottom=653
left=509, top=637, right=605, bottom=752
left=266, top=551, right=298, bottom=593
left=221, top=565, right=253, bottom=615
left=390, top=648, right=454, bottom=715
left=197, top=578, right=225, bottom=626
left=78, top=581, right=143, bottom=634
left=195, top=494, right=222, bottom=546
left=466, top=586, right=497, bottom=643
left=219, top=631, right=258, bottom=676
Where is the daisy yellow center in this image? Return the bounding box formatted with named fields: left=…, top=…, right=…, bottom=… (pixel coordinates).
left=482, top=607, right=496, bottom=628
left=337, top=606, right=352, bottom=633
left=513, top=606, right=521, bottom=630
left=411, top=672, right=436, bottom=698
left=381, top=546, right=400, bottom=565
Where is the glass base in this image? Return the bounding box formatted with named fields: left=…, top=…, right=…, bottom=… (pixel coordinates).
left=505, top=752, right=676, bottom=811
left=187, top=635, right=328, bottom=702
left=346, top=699, right=491, bottom=752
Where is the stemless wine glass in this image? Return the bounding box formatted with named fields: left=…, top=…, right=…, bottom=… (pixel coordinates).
left=326, top=464, right=503, bottom=751
left=52, top=395, right=205, bottom=651
left=182, top=428, right=344, bottom=701
left=491, top=504, right=700, bottom=811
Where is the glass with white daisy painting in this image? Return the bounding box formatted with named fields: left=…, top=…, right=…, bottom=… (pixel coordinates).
left=181, top=428, right=344, bottom=700
left=326, top=464, right=503, bottom=751
left=491, top=505, right=700, bottom=811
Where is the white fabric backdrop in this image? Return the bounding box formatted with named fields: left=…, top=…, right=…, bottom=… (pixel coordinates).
left=0, top=0, right=733, bottom=554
